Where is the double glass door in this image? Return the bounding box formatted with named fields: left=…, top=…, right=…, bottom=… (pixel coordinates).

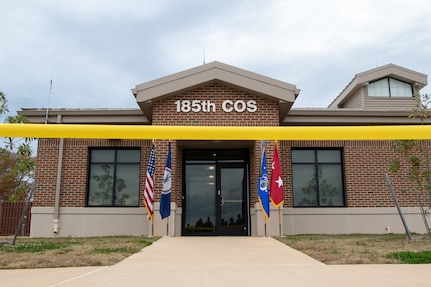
left=182, top=150, right=249, bottom=236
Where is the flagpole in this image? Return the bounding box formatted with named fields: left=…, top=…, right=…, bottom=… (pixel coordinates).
left=166, top=217, right=169, bottom=237
left=278, top=206, right=285, bottom=237
left=153, top=139, right=155, bottom=238
left=161, top=140, right=172, bottom=237
left=261, top=140, right=265, bottom=237
left=151, top=140, right=155, bottom=238
left=258, top=140, right=271, bottom=236
left=165, top=140, right=170, bottom=237
left=152, top=140, right=155, bottom=237
left=260, top=140, right=265, bottom=171
left=264, top=140, right=266, bottom=237
left=144, top=140, right=156, bottom=238
left=270, top=140, right=285, bottom=237
left=261, top=140, right=264, bottom=237
left=275, top=140, right=282, bottom=237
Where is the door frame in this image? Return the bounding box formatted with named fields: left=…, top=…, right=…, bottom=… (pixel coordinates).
left=215, top=162, right=249, bottom=236
left=181, top=148, right=250, bottom=236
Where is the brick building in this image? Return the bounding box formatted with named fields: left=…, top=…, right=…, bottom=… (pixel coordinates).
left=19, top=62, right=430, bottom=237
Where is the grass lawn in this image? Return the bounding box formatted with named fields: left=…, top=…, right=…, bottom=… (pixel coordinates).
left=0, top=236, right=158, bottom=269
left=0, top=234, right=430, bottom=269
left=276, top=233, right=431, bottom=264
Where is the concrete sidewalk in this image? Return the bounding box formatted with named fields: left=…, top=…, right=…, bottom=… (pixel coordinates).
left=2, top=237, right=431, bottom=287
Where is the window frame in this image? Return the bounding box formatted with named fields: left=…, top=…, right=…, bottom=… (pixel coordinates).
left=291, top=148, right=346, bottom=208
left=367, top=77, right=413, bottom=98
left=86, top=147, right=141, bottom=207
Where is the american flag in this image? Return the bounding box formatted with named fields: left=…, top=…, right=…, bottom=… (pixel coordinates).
left=144, top=143, right=155, bottom=220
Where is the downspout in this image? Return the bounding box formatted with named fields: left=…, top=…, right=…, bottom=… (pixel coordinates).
left=53, top=114, right=64, bottom=233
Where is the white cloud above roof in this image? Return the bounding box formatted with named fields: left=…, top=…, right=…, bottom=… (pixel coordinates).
left=1, top=0, right=430, bottom=121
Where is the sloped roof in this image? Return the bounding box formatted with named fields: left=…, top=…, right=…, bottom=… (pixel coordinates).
left=329, top=63, right=428, bottom=108
left=132, top=61, right=300, bottom=122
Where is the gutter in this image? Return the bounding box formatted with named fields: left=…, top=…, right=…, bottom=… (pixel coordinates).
left=53, top=115, right=64, bottom=234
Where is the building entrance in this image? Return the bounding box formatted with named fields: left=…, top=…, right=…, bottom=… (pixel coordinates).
left=182, top=149, right=249, bottom=236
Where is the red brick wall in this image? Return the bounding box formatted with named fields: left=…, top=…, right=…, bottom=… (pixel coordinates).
left=151, top=139, right=178, bottom=205
left=33, top=82, right=428, bottom=210
left=280, top=140, right=430, bottom=208
left=34, top=139, right=151, bottom=207
left=34, top=83, right=280, bottom=209
left=152, top=82, right=280, bottom=208
left=152, top=82, right=279, bottom=126
left=35, top=139, right=60, bottom=207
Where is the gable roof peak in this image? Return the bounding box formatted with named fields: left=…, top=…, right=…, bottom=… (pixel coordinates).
left=132, top=61, right=300, bottom=122
left=329, top=63, right=427, bottom=108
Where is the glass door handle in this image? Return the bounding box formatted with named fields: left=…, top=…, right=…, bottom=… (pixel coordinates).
left=218, top=190, right=224, bottom=206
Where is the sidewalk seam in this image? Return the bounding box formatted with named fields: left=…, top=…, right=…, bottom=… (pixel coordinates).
left=47, top=266, right=108, bottom=287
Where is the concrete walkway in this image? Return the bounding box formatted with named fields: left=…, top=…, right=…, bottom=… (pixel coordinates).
left=2, top=237, right=431, bottom=287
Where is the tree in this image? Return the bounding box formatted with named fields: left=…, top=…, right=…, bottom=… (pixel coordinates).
left=298, top=165, right=338, bottom=207
left=91, top=164, right=128, bottom=206
left=389, top=93, right=431, bottom=235
left=389, top=94, right=431, bottom=195
left=0, top=90, right=35, bottom=201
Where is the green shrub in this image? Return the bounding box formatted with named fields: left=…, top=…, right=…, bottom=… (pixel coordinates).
left=387, top=250, right=431, bottom=264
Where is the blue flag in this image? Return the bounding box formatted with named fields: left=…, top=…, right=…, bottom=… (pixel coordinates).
left=258, top=149, right=270, bottom=219
left=160, top=141, right=172, bottom=219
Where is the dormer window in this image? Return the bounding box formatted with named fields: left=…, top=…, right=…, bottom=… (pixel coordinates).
left=367, top=77, right=413, bottom=98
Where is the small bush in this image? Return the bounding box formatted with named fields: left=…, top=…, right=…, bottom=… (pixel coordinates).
left=386, top=250, right=431, bottom=264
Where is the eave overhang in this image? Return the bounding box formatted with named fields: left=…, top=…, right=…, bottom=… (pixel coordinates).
left=18, top=108, right=148, bottom=124
left=284, top=109, right=431, bottom=126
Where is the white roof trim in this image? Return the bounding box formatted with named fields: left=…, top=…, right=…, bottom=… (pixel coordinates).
left=132, top=61, right=299, bottom=103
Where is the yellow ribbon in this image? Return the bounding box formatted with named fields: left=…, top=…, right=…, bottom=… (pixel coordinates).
left=0, top=124, right=430, bottom=140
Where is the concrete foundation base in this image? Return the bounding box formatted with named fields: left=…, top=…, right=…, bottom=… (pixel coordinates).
left=30, top=204, right=428, bottom=237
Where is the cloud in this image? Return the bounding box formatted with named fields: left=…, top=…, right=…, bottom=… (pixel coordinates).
left=1, top=0, right=431, bottom=116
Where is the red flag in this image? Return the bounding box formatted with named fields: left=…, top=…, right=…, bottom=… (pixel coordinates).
left=270, top=143, right=284, bottom=207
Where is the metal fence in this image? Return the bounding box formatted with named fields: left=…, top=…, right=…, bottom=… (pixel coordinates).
left=0, top=201, right=32, bottom=236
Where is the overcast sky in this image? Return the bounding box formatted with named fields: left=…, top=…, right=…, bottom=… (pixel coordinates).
left=1, top=0, right=431, bottom=120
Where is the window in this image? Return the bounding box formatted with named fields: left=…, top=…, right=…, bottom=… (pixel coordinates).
left=367, top=77, right=413, bottom=97
left=292, top=149, right=345, bottom=207
left=88, top=148, right=141, bottom=207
